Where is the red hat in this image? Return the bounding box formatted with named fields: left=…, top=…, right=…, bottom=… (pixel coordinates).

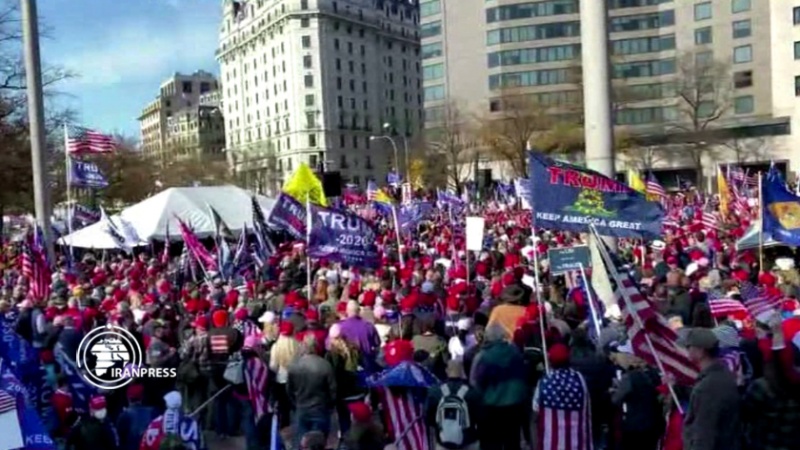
left=89, top=396, right=107, bottom=411
left=502, top=272, right=515, bottom=286
left=382, top=291, right=396, bottom=305
left=234, top=308, right=249, bottom=321
left=384, top=339, right=414, bottom=367
left=336, top=302, right=347, bottom=315
left=212, top=310, right=228, bottom=328
left=127, top=384, right=144, bottom=401
left=193, top=315, right=209, bottom=329
left=279, top=321, right=294, bottom=336
left=285, top=291, right=300, bottom=308
left=758, top=272, right=777, bottom=287
left=304, top=309, right=320, bottom=322
left=348, top=402, right=373, bottom=424
left=548, top=343, right=571, bottom=368
left=446, top=295, right=460, bottom=311
left=361, top=291, right=377, bottom=308
left=666, top=256, right=678, bottom=265
left=294, top=297, right=309, bottom=311
left=525, top=303, right=541, bottom=322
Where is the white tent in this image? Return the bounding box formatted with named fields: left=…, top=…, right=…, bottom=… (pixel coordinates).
left=58, top=185, right=276, bottom=248
left=735, top=221, right=784, bottom=251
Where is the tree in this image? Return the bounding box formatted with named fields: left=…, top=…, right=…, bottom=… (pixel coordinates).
left=421, top=102, right=476, bottom=191
left=671, top=51, right=732, bottom=184
left=90, top=135, right=158, bottom=205
left=156, top=144, right=232, bottom=189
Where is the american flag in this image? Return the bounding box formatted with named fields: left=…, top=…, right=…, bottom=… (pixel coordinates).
left=740, top=282, right=781, bottom=319
left=20, top=227, right=51, bottom=302
left=244, top=357, right=269, bottom=422
left=645, top=172, right=666, bottom=199
left=596, top=234, right=698, bottom=385
left=707, top=296, right=748, bottom=317
left=176, top=217, right=217, bottom=271
left=700, top=211, right=719, bottom=230
left=66, top=125, right=115, bottom=154
left=535, top=368, right=592, bottom=450
left=382, top=388, right=428, bottom=450
left=0, top=390, right=16, bottom=414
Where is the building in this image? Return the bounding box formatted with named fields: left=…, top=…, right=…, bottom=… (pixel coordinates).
left=423, top=0, right=800, bottom=188
left=216, top=0, right=423, bottom=193
left=137, top=71, right=221, bottom=161
left=165, top=105, right=226, bottom=160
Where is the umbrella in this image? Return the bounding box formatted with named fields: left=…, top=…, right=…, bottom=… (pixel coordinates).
left=366, top=361, right=439, bottom=389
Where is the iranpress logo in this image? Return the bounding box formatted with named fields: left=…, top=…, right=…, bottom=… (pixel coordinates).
left=76, top=324, right=176, bottom=390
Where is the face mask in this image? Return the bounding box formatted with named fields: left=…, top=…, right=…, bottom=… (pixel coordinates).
left=92, top=409, right=107, bottom=420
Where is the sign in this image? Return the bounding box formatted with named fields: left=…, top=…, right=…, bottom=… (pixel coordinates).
left=69, top=160, right=108, bottom=188
left=548, top=245, right=591, bottom=276
left=465, top=217, right=485, bottom=251
left=527, top=152, right=664, bottom=239
left=308, top=207, right=380, bottom=268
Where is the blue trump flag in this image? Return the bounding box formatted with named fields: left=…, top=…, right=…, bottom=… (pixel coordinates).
left=0, top=364, right=56, bottom=450
left=527, top=152, right=663, bottom=239
left=308, top=207, right=380, bottom=268
left=762, top=171, right=800, bottom=246
left=397, top=201, right=434, bottom=231
left=266, top=193, right=307, bottom=239
left=54, top=348, right=95, bottom=413
left=69, top=159, right=109, bottom=188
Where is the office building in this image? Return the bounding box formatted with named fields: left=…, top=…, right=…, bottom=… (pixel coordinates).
left=216, top=0, right=423, bottom=192
left=138, top=71, right=221, bottom=161
left=423, top=0, right=800, bottom=186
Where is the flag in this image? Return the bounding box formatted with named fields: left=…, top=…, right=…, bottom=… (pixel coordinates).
left=244, top=357, right=269, bottom=423
left=99, top=207, right=128, bottom=251
left=761, top=169, right=800, bottom=246
left=701, top=211, right=719, bottom=230
left=707, top=294, right=748, bottom=318
left=176, top=217, right=217, bottom=271
left=161, top=224, right=170, bottom=266
left=207, top=205, right=233, bottom=241
left=65, top=125, right=115, bottom=154
left=535, top=368, right=592, bottom=450
left=382, top=388, right=427, bottom=450
left=592, top=228, right=698, bottom=385
left=21, top=227, right=51, bottom=302
left=283, top=163, right=327, bottom=206
left=628, top=169, right=646, bottom=194
left=718, top=167, right=731, bottom=217
left=0, top=390, right=15, bottom=414
left=645, top=172, right=666, bottom=200
left=740, top=282, right=781, bottom=320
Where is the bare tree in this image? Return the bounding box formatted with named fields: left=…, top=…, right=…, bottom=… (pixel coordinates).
left=671, top=51, right=733, bottom=184
left=723, top=137, right=771, bottom=165
left=422, top=102, right=476, bottom=191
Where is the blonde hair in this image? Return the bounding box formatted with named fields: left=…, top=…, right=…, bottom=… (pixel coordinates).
left=329, top=336, right=360, bottom=372
left=262, top=322, right=279, bottom=341
left=269, top=335, right=301, bottom=371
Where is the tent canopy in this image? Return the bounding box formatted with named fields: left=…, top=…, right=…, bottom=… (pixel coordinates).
left=736, top=221, right=783, bottom=251
left=58, top=185, right=275, bottom=248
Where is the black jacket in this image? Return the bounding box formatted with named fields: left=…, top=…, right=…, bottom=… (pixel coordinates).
left=424, top=378, right=482, bottom=449
left=287, top=354, right=337, bottom=414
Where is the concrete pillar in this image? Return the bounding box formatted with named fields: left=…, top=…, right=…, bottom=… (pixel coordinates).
left=579, top=0, right=615, bottom=178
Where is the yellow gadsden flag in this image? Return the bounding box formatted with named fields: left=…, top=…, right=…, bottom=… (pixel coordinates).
left=717, top=167, right=730, bottom=217
left=628, top=169, right=646, bottom=194
left=283, top=163, right=327, bottom=206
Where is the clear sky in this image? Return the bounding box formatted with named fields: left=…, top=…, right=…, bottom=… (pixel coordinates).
left=39, top=0, right=222, bottom=138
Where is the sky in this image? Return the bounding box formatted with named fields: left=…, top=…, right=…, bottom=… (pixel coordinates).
left=39, top=0, right=222, bottom=138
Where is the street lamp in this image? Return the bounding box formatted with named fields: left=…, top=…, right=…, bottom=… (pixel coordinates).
left=376, top=123, right=410, bottom=180
left=370, top=135, right=399, bottom=175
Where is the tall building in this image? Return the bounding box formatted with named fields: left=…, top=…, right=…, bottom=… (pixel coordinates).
left=422, top=0, right=800, bottom=185
left=138, top=71, right=221, bottom=160
left=216, top=0, right=423, bottom=192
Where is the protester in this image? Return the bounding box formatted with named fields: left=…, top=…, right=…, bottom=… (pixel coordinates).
left=286, top=334, right=337, bottom=448
left=425, top=360, right=481, bottom=450
left=66, top=395, right=119, bottom=450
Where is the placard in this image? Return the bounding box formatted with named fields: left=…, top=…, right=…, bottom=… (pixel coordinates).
left=465, top=217, right=485, bottom=252
left=548, top=245, right=591, bottom=276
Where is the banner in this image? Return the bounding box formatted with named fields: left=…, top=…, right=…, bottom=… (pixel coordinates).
left=308, top=207, right=380, bottom=268
left=397, top=202, right=434, bottom=231
left=527, top=152, right=663, bottom=239
left=762, top=172, right=800, bottom=246
left=267, top=193, right=307, bottom=239
left=0, top=368, right=55, bottom=450
left=548, top=246, right=591, bottom=276
left=69, top=160, right=108, bottom=188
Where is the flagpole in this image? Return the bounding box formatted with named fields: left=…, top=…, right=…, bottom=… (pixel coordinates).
left=530, top=224, right=549, bottom=374
left=578, top=263, right=602, bottom=340
left=590, top=225, right=683, bottom=413
left=391, top=205, right=404, bottom=267
left=64, top=123, right=74, bottom=261
left=306, top=192, right=312, bottom=298
left=758, top=171, right=764, bottom=272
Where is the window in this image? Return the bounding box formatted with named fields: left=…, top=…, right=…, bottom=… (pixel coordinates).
left=303, top=55, right=312, bottom=68
left=795, top=7, right=800, bottom=25
left=300, top=0, right=308, bottom=9
left=306, top=112, right=316, bottom=127
left=486, top=21, right=580, bottom=45
left=488, top=68, right=570, bottom=89
left=734, top=95, right=754, bottom=114
left=734, top=70, right=753, bottom=88
left=199, top=82, right=211, bottom=93
left=488, top=44, right=579, bottom=67
left=304, top=75, right=314, bottom=87
left=420, top=0, right=441, bottom=17
left=732, top=0, right=750, bottom=13
left=422, top=63, right=445, bottom=80
left=795, top=76, right=800, bottom=96
left=695, top=50, right=713, bottom=67
left=608, top=0, right=672, bottom=8
left=612, top=59, right=676, bottom=78
left=182, top=81, right=192, bottom=93
left=694, top=2, right=711, bottom=21
left=795, top=41, right=800, bottom=60
left=733, top=20, right=751, bottom=39
left=301, top=36, right=311, bottom=48
left=334, top=39, right=340, bottom=50
left=485, top=0, right=578, bottom=23
left=424, top=84, right=446, bottom=101
left=301, top=18, right=310, bottom=27
left=695, top=27, right=712, bottom=45
left=615, top=106, right=677, bottom=125
left=421, top=21, right=442, bottom=38
left=611, top=35, right=675, bottom=55
left=309, top=134, right=317, bottom=147
left=734, top=45, right=752, bottom=63
left=609, top=11, right=674, bottom=32
left=309, top=154, right=317, bottom=168
left=305, top=94, right=315, bottom=106
left=422, top=42, right=443, bottom=59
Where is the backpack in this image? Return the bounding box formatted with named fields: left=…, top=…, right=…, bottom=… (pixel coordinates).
left=435, top=383, right=471, bottom=448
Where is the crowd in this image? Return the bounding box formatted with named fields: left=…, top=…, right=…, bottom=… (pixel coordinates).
left=1, top=185, right=800, bottom=450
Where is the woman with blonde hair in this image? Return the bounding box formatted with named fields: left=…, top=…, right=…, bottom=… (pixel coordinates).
left=269, top=321, right=301, bottom=430
left=326, top=323, right=366, bottom=436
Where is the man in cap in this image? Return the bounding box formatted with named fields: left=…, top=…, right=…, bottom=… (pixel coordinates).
left=681, top=327, right=741, bottom=450
left=66, top=395, right=119, bottom=450
left=116, top=384, right=157, bottom=450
